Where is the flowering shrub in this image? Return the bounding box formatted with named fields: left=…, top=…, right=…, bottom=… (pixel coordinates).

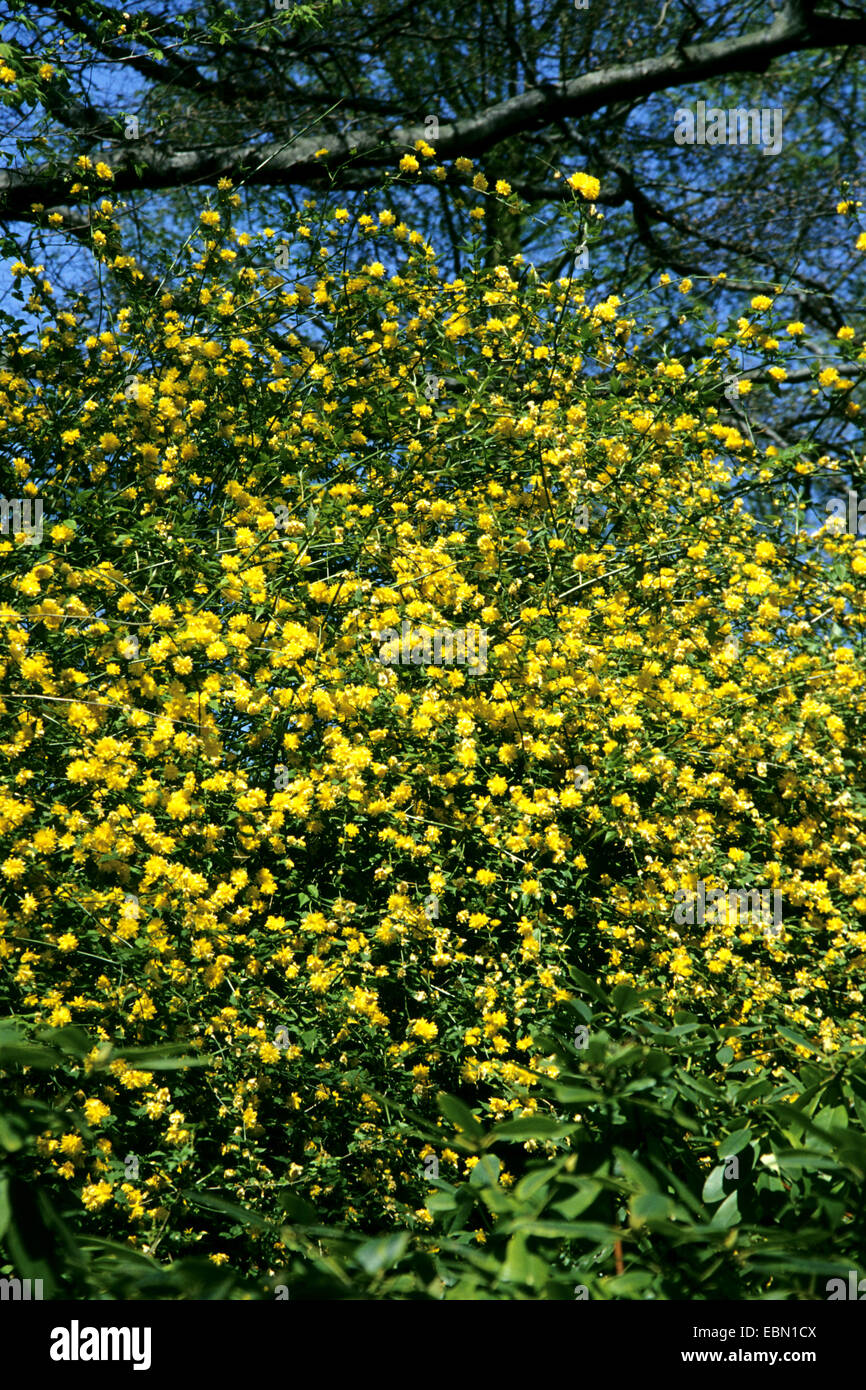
left=0, top=163, right=864, bottom=1284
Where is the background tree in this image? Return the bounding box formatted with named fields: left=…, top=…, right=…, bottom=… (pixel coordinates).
left=1, top=0, right=864, bottom=510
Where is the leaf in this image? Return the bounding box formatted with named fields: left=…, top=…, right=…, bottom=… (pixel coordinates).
left=0, top=1174, right=10, bottom=1240
left=515, top=1168, right=556, bottom=1203
left=469, top=1155, right=501, bottom=1189
left=35, top=1025, right=93, bottom=1057
left=437, top=1092, right=485, bottom=1144
left=1, top=1180, right=65, bottom=1296
left=0, top=1043, right=61, bottom=1069
left=718, top=1128, right=752, bottom=1159
left=499, top=1231, right=532, bottom=1284
left=425, top=1190, right=458, bottom=1214
left=629, top=1191, right=676, bottom=1225
left=180, top=1189, right=270, bottom=1231
left=773, top=1149, right=842, bottom=1174
left=776, top=1026, right=822, bottom=1055
left=702, top=1165, right=727, bottom=1204
left=551, top=1181, right=602, bottom=1219
left=675, top=1067, right=723, bottom=1100
left=485, top=1115, right=576, bottom=1143
left=110, top=1044, right=212, bottom=1071
left=603, top=1269, right=656, bottom=1296
left=551, top=1085, right=601, bottom=1104
left=0, top=1107, right=30, bottom=1152
left=276, top=1192, right=317, bottom=1223
left=355, top=1233, right=409, bottom=1275
left=77, top=1235, right=164, bottom=1270
left=499, top=1219, right=614, bottom=1243
left=611, top=984, right=643, bottom=1015
left=708, top=1190, right=740, bottom=1229
left=613, top=1148, right=659, bottom=1193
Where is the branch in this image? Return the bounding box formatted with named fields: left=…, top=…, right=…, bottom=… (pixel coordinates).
left=2, top=6, right=863, bottom=220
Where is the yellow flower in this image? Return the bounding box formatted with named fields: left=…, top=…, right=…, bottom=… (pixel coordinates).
left=81, top=1181, right=113, bottom=1211
left=399, top=154, right=420, bottom=174
left=83, top=1098, right=111, bottom=1126
left=409, top=1019, right=439, bottom=1041
left=567, top=171, right=600, bottom=199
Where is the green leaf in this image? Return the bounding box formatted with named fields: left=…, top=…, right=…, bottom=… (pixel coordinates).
left=629, top=1191, right=675, bottom=1225
left=355, top=1232, right=409, bottom=1275
left=709, top=1189, right=740, bottom=1229
left=675, top=1067, right=722, bottom=1100
left=437, top=1092, right=485, bottom=1144
left=0, top=1108, right=30, bottom=1152
left=35, top=1025, right=93, bottom=1057
left=611, top=984, right=643, bottom=1015
left=500, top=1218, right=615, bottom=1244
left=551, top=1085, right=600, bottom=1104
left=551, top=1181, right=602, bottom=1219
left=485, top=1115, right=575, bottom=1143
left=425, top=1190, right=458, bottom=1214
left=500, top=1231, right=531, bottom=1284
left=276, top=1192, right=317, bottom=1223
left=604, top=1269, right=656, bottom=1296
left=110, top=1044, right=212, bottom=1071
left=776, top=1026, right=822, bottom=1055
left=702, top=1165, right=727, bottom=1204
left=718, top=1128, right=752, bottom=1159
left=613, top=1148, right=659, bottom=1193
left=469, top=1155, right=501, bottom=1188
left=773, top=1149, right=841, bottom=1174
left=181, top=1189, right=270, bottom=1231
left=0, top=1174, right=10, bottom=1240
left=0, top=1043, right=61, bottom=1069
left=515, top=1168, right=555, bottom=1202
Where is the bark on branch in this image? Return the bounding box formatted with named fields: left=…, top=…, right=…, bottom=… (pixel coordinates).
left=1, top=5, right=863, bottom=221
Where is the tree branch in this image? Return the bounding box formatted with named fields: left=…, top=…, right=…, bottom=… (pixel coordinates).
left=1, top=5, right=863, bottom=220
